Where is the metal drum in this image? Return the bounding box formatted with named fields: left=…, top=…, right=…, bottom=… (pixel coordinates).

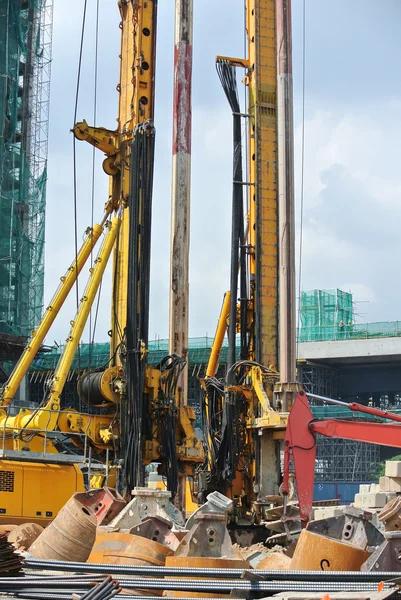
left=290, top=529, right=370, bottom=571
left=29, top=494, right=97, bottom=562
left=88, top=530, right=174, bottom=596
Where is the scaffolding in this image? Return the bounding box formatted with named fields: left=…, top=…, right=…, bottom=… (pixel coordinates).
left=315, top=436, right=380, bottom=482
left=299, top=289, right=354, bottom=342
left=0, top=0, right=53, bottom=338
left=298, top=361, right=340, bottom=399
left=298, top=360, right=380, bottom=482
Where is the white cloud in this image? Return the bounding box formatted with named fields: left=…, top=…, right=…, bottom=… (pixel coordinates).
left=295, top=102, right=401, bottom=323
left=42, top=0, right=401, bottom=349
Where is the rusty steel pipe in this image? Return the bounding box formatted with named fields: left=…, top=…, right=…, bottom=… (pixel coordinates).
left=169, top=0, right=193, bottom=401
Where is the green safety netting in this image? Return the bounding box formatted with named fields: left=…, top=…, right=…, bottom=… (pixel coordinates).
left=31, top=338, right=226, bottom=372
left=298, top=289, right=401, bottom=342
left=0, top=0, right=46, bottom=337
left=298, top=289, right=354, bottom=343
left=29, top=280, right=401, bottom=372
left=30, top=317, right=401, bottom=373
left=312, top=405, right=401, bottom=422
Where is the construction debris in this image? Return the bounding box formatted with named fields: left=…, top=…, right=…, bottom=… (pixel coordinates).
left=7, top=523, right=43, bottom=551
left=379, top=496, right=401, bottom=531
left=255, top=552, right=291, bottom=569
left=5, top=481, right=401, bottom=600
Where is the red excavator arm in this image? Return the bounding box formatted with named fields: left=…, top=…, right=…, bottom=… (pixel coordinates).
left=283, top=391, right=401, bottom=524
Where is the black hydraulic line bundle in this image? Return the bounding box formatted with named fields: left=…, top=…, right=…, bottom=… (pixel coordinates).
left=216, top=59, right=248, bottom=370
left=158, top=353, right=187, bottom=497
left=213, top=59, right=249, bottom=484
left=122, top=120, right=156, bottom=495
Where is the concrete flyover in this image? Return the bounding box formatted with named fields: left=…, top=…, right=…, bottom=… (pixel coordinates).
left=297, top=336, right=401, bottom=406
left=297, top=335, right=401, bottom=463
left=298, top=337, right=401, bottom=366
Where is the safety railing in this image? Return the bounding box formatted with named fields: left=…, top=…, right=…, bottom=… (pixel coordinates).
left=0, top=405, right=111, bottom=482
left=297, top=321, right=401, bottom=343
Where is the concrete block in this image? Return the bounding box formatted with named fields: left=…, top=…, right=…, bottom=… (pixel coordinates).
left=379, top=476, right=401, bottom=493
left=385, top=461, right=401, bottom=478
left=379, top=476, right=390, bottom=491
left=354, top=492, right=388, bottom=509
left=359, top=484, right=370, bottom=494
left=312, top=506, right=346, bottom=521
left=370, top=483, right=380, bottom=493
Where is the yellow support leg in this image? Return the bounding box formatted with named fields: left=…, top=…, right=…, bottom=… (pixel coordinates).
left=1, top=218, right=107, bottom=407
left=48, top=216, right=121, bottom=407
left=206, top=291, right=230, bottom=378
left=0, top=218, right=120, bottom=439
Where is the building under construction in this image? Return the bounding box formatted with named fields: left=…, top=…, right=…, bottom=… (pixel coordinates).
left=0, top=0, right=53, bottom=365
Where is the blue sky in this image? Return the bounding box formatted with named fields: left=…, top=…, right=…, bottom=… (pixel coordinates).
left=44, top=0, right=401, bottom=345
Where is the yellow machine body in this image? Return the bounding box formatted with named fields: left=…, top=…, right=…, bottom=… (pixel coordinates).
left=0, top=460, right=84, bottom=526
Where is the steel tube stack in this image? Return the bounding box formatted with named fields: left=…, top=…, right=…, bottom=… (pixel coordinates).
left=169, top=0, right=193, bottom=401
left=276, top=0, right=297, bottom=411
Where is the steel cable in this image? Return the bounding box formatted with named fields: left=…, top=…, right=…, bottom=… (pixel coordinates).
left=72, top=0, right=88, bottom=377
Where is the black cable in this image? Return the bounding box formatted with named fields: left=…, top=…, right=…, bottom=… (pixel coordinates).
left=89, top=0, right=100, bottom=366
left=72, top=0, right=88, bottom=382
left=122, top=121, right=156, bottom=495
left=216, top=60, right=248, bottom=375
left=156, top=353, right=186, bottom=497
left=111, top=217, right=124, bottom=349
left=214, top=60, right=250, bottom=484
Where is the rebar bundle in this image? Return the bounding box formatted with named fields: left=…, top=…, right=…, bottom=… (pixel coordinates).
left=0, top=563, right=397, bottom=599
left=0, top=534, right=24, bottom=576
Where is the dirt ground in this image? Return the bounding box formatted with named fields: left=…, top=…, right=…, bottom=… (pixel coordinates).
left=233, top=542, right=285, bottom=560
